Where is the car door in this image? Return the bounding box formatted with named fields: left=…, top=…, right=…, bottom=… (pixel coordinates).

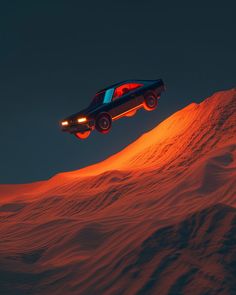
left=109, top=83, right=143, bottom=119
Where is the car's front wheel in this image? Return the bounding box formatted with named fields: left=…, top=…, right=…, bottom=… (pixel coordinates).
left=143, top=92, right=158, bottom=111
left=95, top=113, right=112, bottom=134
left=74, top=130, right=91, bottom=139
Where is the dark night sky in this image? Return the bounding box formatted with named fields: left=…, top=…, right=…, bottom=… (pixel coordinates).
left=0, top=1, right=235, bottom=184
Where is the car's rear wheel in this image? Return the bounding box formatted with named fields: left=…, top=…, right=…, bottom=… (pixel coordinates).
left=143, top=92, right=158, bottom=111
left=74, top=130, right=91, bottom=139
left=95, top=113, right=112, bottom=134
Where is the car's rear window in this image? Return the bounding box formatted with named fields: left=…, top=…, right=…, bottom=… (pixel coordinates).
left=113, top=83, right=143, bottom=99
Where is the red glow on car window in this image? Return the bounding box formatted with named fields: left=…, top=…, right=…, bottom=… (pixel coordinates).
left=113, top=83, right=143, bottom=99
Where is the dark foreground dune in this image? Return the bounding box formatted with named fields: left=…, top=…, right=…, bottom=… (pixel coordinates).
left=0, top=88, right=235, bottom=295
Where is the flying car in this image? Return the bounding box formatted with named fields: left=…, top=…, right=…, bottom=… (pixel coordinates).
left=60, top=79, right=165, bottom=139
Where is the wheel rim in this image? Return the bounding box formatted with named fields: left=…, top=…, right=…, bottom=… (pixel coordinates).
left=98, top=116, right=110, bottom=130
left=147, top=96, right=156, bottom=107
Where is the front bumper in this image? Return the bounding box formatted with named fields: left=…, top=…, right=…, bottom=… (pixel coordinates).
left=61, top=120, right=95, bottom=133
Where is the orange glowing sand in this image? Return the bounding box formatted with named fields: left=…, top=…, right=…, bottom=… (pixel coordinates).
left=0, top=88, right=235, bottom=294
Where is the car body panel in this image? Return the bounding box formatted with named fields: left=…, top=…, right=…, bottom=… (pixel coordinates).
left=60, top=79, right=165, bottom=135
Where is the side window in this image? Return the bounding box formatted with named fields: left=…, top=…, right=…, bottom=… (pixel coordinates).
left=91, top=91, right=106, bottom=106
left=113, top=83, right=143, bottom=100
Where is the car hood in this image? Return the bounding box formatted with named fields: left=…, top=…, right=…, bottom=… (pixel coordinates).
left=63, top=104, right=102, bottom=121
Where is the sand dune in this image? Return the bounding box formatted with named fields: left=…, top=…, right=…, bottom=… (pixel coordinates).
left=0, top=88, right=235, bottom=294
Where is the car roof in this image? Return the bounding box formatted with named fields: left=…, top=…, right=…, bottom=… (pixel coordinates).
left=96, top=79, right=158, bottom=94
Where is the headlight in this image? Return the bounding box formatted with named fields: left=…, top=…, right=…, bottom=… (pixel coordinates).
left=77, top=117, right=87, bottom=123
left=61, top=121, right=69, bottom=126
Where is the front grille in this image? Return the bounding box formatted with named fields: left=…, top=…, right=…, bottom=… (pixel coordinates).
left=69, top=118, right=78, bottom=126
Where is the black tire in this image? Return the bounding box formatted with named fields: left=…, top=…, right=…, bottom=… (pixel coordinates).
left=95, top=113, right=112, bottom=134
left=143, top=92, right=158, bottom=111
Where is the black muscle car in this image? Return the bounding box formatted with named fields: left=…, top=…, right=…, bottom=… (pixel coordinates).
left=60, top=79, right=165, bottom=139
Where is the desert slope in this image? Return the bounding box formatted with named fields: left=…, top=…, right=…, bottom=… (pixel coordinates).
left=0, top=88, right=236, bottom=295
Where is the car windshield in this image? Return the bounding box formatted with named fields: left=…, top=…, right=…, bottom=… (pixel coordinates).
left=90, top=91, right=105, bottom=106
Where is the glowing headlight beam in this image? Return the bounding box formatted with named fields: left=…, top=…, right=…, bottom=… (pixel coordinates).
left=77, top=117, right=87, bottom=123
left=61, top=121, right=69, bottom=126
